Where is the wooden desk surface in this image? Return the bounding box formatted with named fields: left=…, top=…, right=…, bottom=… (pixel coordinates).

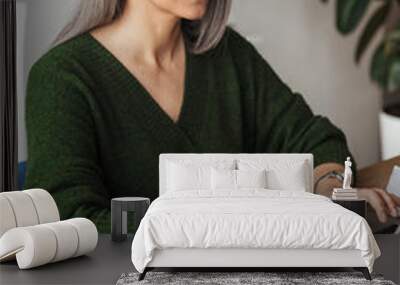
left=0, top=234, right=133, bottom=285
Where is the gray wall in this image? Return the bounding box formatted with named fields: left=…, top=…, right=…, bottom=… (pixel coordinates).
left=17, top=0, right=381, bottom=168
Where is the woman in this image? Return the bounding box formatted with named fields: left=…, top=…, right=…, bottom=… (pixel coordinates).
left=25, top=0, right=400, bottom=233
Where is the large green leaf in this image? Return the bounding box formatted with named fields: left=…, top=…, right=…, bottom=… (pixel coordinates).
left=336, top=0, right=370, bottom=34
left=387, top=57, right=400, bottom=92
left=370, top=44, right=388, bottom=90
left=384, top=22, right=400, bottom=56
left=355, top=2, right=390, bottom=63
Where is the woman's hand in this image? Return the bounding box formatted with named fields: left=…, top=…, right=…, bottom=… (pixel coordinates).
left=358, top=188, right=400, bottom=223
left=314, top=162, right=400, bottom=224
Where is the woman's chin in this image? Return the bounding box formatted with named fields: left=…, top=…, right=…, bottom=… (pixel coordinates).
left=181, top=9, right=207, bottom=21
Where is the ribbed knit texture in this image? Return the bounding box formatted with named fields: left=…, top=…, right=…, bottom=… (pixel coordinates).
left=25, top=28, right=353, bottom=233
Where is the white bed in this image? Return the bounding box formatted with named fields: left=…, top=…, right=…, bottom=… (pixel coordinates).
left=131, top=154, right=380, bottom=280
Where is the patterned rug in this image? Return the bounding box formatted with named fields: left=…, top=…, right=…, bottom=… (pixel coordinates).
left=116, top=272, right=395, bottom=285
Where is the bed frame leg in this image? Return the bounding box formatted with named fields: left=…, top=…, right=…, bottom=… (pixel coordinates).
left=354, top=267, right=371, bottom=280
left=138, top=268, right=148, bottom=281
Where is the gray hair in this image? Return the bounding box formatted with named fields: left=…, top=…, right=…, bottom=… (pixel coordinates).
left=55, top=0, right=232, bottom=54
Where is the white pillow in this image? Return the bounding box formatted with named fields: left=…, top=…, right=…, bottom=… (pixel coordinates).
left=237, top=159, right=308, bottom=191
left=211, top=168, right=236, bottom=189
left=237, top=169, right=267, bottom=189
left=211, top=168, right=268, bottom=190
left=166, top=162, right=210, bottom=191
left=166, top=158, right=236, bottom=169
left=166, top=159, right=235, bottom=191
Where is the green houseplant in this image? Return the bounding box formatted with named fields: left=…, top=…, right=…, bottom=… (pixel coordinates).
left=325, top=0, right=400, bottom=159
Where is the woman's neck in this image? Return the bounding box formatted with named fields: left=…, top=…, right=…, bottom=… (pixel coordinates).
left=102, top=0, right=184, bottom=67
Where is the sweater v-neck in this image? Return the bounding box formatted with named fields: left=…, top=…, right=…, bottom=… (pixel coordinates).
left=85, top=33, right=208, bottom=150
left=26, top=27, right=354, bottom=233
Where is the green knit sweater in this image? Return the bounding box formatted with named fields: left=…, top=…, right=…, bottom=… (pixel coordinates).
left=25, top=28, right=352, bottom=233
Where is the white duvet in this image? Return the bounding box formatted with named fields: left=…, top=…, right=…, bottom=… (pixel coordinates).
left=131, top=190, right=380, bottom=273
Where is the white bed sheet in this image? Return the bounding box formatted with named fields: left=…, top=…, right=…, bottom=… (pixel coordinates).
left=131, top=190, right=380, bottom=273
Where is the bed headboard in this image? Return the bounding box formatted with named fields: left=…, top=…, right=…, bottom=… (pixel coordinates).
left=159, top=153, right=314, bottom=195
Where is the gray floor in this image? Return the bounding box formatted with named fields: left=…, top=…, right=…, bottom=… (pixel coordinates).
left=1, top=233, right=398, bottom=285
left=0, top=234, right=134, bottom=285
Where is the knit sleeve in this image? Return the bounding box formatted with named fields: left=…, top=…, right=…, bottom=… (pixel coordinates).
left=229, top=30, right=355, bottom=170
left=25, top=57, right=111, bottom=233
